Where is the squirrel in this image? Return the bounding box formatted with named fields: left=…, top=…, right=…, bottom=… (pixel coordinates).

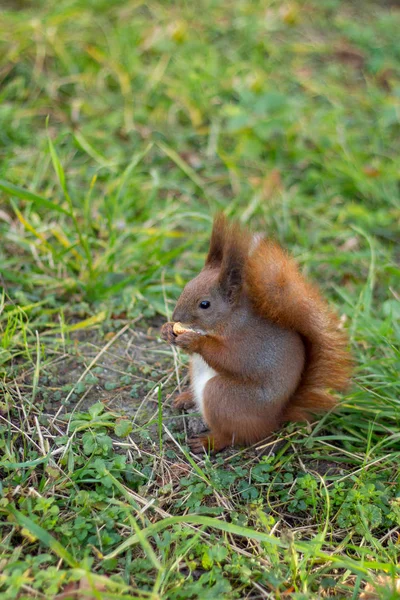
left=161, top=214, right=351, bottom=453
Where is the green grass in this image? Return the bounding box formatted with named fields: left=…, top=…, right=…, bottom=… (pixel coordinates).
left=1, top=0, right=400, bottom=598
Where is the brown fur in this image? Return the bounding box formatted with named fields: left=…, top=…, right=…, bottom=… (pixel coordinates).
left=205, top=213, right=228, bottom=267
left=203, top=213, right=351, bottom=420
left=173, top=362, right=195, bottom=409
left=173, top=391, right=195, bottom=409
left=161, top=214, right=352, bottom=452
left=245, top=237, right=352, bottom=421
left=202, top=376, right=284, bottom=446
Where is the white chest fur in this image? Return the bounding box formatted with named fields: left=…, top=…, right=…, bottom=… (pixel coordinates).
left=191, top=353, right=217, bottom=415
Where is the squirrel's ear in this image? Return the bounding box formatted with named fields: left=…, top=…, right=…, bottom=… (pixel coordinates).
left=205, top=213, right=227, bottom=267
left=218, top=224, right=247, bottom=303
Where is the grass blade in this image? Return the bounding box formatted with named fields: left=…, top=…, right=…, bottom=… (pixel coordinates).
left=157, top=385, right=163, bottom=452
left=6, top=504, right=79, bottom=567
left=0, top=179, right=72, bottom=216
left=103, top=514, right=399, bottom=576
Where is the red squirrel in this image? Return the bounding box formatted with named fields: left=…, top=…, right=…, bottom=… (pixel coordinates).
left=161, top=214, right=351, bottom=453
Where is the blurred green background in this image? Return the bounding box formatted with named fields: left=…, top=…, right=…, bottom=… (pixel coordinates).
left=1, top=0, right=399, bottom=316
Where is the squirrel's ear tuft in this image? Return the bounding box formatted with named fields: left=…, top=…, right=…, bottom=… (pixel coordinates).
left=218, top=222, right=247, bottom=303
left=205, top=213, right=228, bottom=267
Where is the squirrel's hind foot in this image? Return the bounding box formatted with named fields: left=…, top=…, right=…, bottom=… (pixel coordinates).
left=188, top=432, right=231, bottom=454
left=173, top=391, right=195, bottom=410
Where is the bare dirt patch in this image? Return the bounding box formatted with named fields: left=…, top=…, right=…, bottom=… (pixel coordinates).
left=16, top=320, right=207, bottom=446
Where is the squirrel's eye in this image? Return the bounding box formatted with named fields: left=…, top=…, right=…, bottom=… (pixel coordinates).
left=199, top=300, right=211, bottom=309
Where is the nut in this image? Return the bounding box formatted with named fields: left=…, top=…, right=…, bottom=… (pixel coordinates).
left=173, top=322, right=192, bottom=335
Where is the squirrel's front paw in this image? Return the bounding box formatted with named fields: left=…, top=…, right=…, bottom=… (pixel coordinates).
left=160, top=322, right=176, bottom=345
left=175, top=330, right=201, bottom=353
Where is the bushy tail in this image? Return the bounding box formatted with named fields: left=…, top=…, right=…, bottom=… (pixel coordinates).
left=245, top=238, right=351, bottom=421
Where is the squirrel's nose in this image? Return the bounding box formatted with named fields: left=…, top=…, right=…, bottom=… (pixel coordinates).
left=172, top=306, right=187, bottom=323
left=171, top=307, right=180, bottom=322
